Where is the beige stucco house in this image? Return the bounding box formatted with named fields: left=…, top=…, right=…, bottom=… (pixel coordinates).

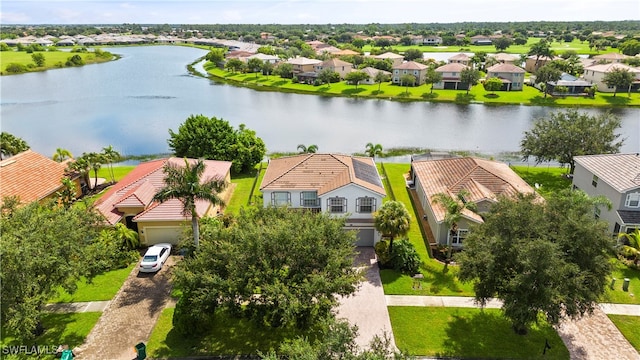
left=485, top=63, right=526, bottom=91
left=286, top=57, right=323, bottom=74
left=433, top=63, right=469, bottom=90
left=260, top=153, right=386, bottom=246
left=409, top=157, right=535, bottom=247
left=448, top=53, right=472, bottom=66
left=373, top=52, right=404, bottom=67
left=314, top=58, right=354, bottom=79
left=582, top=63, right=640, bottom=93
left=392, top=61, right=428, bottom=85
left=95, top=157, right=232, bottom=245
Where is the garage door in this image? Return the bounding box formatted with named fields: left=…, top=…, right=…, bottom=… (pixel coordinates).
left=143, top=227, right=182, bottom=246
left=355, top=229, right=375, bottom=247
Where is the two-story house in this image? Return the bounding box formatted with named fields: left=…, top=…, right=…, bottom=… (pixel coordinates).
left=433, top=63, right=469, bottom=90
left=485, top=63, right=525, bottom=91
left=286, top=57, right=323, bottom=74
left=448, top=53, right=472, bottom=66
left=572, top=154, right=640, bottom=234
left=314, top=58, right=354, bottom=79
left=260, top=154, right=386, bottom=246
left=392, top=61, right=428, bottom=85
left=582, top=63, right=640, bottom=93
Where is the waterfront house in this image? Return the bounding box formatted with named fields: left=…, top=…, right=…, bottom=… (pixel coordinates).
left=373, top=52, right=405, bottom=67
left=287, top=57, right=323, bottom=74
left=392, top=61, right=428, bottom=85
left=448, top=53, right=472, bottom=66
left=485, top=63, right=526, bottom=91
left=314, top=58, right=354, bottom=79
left=433, top=63, right=469, bottom=90
left=582, top=63, right=640, bottom=93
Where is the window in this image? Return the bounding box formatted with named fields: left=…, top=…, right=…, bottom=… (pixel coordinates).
left=327, top=197, right=347, bottom=213
left=403, top=70, right=407, bottom=74
left=271, top=192, right=291, bottom=206
left=450, top=229, right=469, bottom=245
left=300, top=191, right=319, bottom=207
left=356, top=197, right=376, bottom=213
left=625, top=193, right=640, bottom=208
left=592, top=175, right=599, bottom=187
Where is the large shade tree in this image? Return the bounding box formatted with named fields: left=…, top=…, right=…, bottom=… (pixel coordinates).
left=153, top=158, right=228, bottom=249
left=457, top=191, right=612, bottom=334
left=534, top=64, right=561, bottom=97
left=374, top=200, right=411, bottom=253
left=172, top=207, right=361, bottom=333
left=168, top=114, right=266, bottom=173
left=460, top=67, right=481, bottom=94
left=602, top=67, right=635, bottom=97
left=520, top=109, right=624, bottom=174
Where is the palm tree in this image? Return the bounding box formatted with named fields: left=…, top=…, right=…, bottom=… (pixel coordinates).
left=85, top=152, right=105, bottom=190
left=528, top=39, right=554, bottom=72
left=365, top=143, right=383, bottom=158
left=374, top=200, right=411, bottom=253
left=618, top=229, right=640, bottom=266
left=101, top=145, right=121, bottom=183
left=153, top=158, right=227, bottom=249
left=52, top=148, right=73, bottom=162
left=114, top=223, right=139, bottom=250
left=67, top=157, right=91, bottom=192
left=432, top=190, right=478, bottom=261
left=297, top=144, right=318, bottom=154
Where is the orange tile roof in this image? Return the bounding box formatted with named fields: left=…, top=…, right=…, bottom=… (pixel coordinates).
left=0, top=150, right=74, bottom=206
left=486, top=63, right=525, bottom=73
left=394, top=61, right=428, bottom=70
left=435, top=63, right=468, bottom=72
left=412, top=157, right=535, bottom=223
left=94, top=157, right=231, bottom=225
left=260, top=154, right=385, bottom=196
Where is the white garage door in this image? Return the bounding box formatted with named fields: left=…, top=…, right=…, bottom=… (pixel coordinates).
left=355, top=229, right=375, bottom=247
left=143, top=227, right=182, bottom=246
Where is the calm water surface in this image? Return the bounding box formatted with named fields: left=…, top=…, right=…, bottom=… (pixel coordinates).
left=1, top=46, right=638, bottom=158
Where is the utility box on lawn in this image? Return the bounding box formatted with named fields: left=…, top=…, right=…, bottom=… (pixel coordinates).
left=134, top=342, right=146, bottom=360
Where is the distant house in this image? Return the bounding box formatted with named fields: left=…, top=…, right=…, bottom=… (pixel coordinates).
left=470, top=35, right=492, bottom=45
left=433, top=63, right=469, bottom=90
left=525, top=55, right=561, bottom=73
left=545, top=73, right=594, bottom=95
left=314, top=58, right=354, bottom=79
left=332, top=49, right=361, bottom=57
left=592, top=53, right=630, bottom=64
left=287, top=57, right=323, bottom=74
left=94, top=158, right=232, bottom=245
left=572, top=154, right=640, bottom=234
left=373, top=52, right=405, bottom=67
left=489, top=53, right=519, bottom=65
left=259, top=154, right=386, bottom=246
left=0, top=150, right=80, bottom=208
left=360, top=67, right=391, bottom=85
left=392, top=61, right=428, bottom=85
left=409, top=157, right=535, bottom=247
left=295, top=71, right=319, bottom=84
left=246, top=53, right=280, bottom=64
left=582, top=63, right=640, bottom=93
left=485, top=63, right=526, bottom=91
left=423, top=36, right=443, bottom=46
left=448, top=53, right=472, bottom=66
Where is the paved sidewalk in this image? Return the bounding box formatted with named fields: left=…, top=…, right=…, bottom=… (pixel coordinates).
left=44, top=301, right=111, bottom=313
left=386, top=295, right=640, bottom=316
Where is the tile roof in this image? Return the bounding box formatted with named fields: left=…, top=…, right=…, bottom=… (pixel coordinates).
left=319, top=58, right=353, bottom=68
left=412, top=157, right=535, bottom=223
left=593, top=53, right=630, bottom=61
left=448, top=53, right=471, bottom=61
left=332, top=49, right=360, bottom=56
left=394, top=61, right=428, bottom=70
left=490, top=53, right=518, bottom=62
left=574, top=154, right=640, bottom=193
left=360, top=67, right=391, bottom=77
left=260, top=154, right=386, bottom=196
left=287, top=57, right=322, bottom=66
left=487, top=63, right=525, bottom=73
left=0, top=150, right=73, bottom=206
left=94, top=157, right=231, bottom=225
left=584, top=62, right=640, bottom=75
left=435, top=63, right=468, bottom=72
left=373, top=52, right=404, bottom=59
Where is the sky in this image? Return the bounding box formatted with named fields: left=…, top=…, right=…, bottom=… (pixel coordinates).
left=1, top=0, right=638, bottom=25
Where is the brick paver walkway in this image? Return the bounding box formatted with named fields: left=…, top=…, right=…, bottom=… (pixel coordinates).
left=556, top=307, right=639, bottom=360
left=73, top=257, right=175, bottom=360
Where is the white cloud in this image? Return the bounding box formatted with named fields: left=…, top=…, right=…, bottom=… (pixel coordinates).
left=0, top=11, right=31, bottom=23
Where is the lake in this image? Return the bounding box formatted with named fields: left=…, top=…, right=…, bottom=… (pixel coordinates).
left=1, top=46, right=638, bottom=160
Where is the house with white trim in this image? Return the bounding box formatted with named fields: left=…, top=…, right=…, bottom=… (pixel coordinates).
left=259, top=154, right=386, bottom=246
left=572, top=154, right=640, bottom=234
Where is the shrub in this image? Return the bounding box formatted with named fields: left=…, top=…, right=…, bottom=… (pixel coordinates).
left=375, top=239, right=421, bottom=275
left=374, top=239, right=392, bottom=266
left=65, top=54, right=84, bottom=66
left=5, top=63, right=27, bottom=73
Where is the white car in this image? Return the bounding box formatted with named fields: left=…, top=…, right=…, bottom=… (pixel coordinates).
left=139, top=243, right=172, bottom=273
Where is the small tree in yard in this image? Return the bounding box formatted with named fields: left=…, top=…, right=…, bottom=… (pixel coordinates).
left=460, top=67, right=480, bottom=94
left=261, top=61, right=274, bottom=77
left=534, top=65, right=561, bottom=98
left=31, top=52, right=45, bottom=67
left=484, top=77, right=503, bottom=95
left=424, top=67, right=442, bottom=94
left=374, top=71, right=388, bottom=92
left=400, top=74, right=416, bottom=94
left=520, top=109, right=624, bottom=174
left=374, top=201, right=411, bottom=253
left=618, top=229, right=640, bottom=266
left=432, top=190, right=477, bottom=262
left=457, top=190, right=612, bottom=335
left=247, top=57, right=263, bottom=78
left=344, top=71, right=370, bottom=89
left=603, top=67, right=635, bottom=97
left=318, top=68, right=338, bottom=86
left=225, top=58, right=245, bottom=73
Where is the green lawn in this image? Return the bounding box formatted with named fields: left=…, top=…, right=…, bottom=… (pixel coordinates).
left=225, top=164, right=265, bottom=215
left=146, top=308, right=320, bottom=357
left=1, top=312, right=102, bottom=352
left=608, top=315, right=640, bottom=351
left=50, top=263, right=136, bottom=303
left=511, top=164, right=572, bottom=197
left=389, top=307, right=569, bottom=359
left=97, top=165, right=135, bottom=182
left=602, top=259, right=640, bottom=305
left=0, top=50, right=114, bottom=75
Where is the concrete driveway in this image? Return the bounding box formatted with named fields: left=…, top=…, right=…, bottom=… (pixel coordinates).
left=335, top=247, right=396, bottom=350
